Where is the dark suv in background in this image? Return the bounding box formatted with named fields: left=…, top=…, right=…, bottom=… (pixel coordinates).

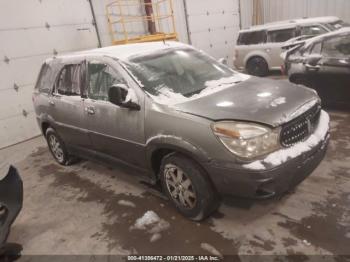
left=285, top=28, right=350, bottom=108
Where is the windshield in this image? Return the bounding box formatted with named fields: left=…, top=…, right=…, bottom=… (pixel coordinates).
left=124, top=48, right=237, bottom=97
left=324, top=20, right=349, bottom=31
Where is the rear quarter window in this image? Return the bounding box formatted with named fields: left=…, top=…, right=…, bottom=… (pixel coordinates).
left=35, top=63, right=53, bottom=94
left=237, top=30, right=266, bottom=45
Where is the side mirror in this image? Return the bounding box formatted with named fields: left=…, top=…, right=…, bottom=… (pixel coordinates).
left=305, top=54, right=322, bottom=66
left=218, top=58, right=228, bottom=65
left=108, top=84, right=141, bottom=111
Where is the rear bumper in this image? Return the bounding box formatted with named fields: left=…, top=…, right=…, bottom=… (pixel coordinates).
left=204, top=133, right=330, bottom=199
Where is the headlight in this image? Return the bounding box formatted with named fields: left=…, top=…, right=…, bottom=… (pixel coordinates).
left=212, top=121, right=280, bottom=159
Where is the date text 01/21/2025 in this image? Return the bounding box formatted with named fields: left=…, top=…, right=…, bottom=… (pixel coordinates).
left=127, top=255, right=221, bottom=261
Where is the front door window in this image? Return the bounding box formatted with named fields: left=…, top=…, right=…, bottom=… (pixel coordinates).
left=87, top=62, right=126, bottom=101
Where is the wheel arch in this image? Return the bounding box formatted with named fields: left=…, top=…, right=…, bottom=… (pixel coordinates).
left=146, top=135, right=212, bottom=179
left=244, top=51, right=271, bottom=70
left=41, top=121, right=51, bottom=135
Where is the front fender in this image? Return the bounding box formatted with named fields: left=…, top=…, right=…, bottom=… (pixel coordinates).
left=146, top=135, right=212, bottom=169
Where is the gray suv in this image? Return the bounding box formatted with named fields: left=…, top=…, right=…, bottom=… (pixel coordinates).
left=33, top=42, right=330, bottom=220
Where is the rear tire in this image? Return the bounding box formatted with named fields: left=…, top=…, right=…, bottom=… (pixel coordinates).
left=246, top=57, right=269, bottom=77
left=159, top=153, right=220, bottom=221
left=45, top=128, right=78, bottom=165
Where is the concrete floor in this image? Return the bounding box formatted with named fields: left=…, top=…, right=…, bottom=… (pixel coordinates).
left=1, top=111, right=350, bottom=258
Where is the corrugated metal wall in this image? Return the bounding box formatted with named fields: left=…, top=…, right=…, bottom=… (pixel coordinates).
left=0, top=0, right=99, bottom=149
left=240, top=0, right=254, bottom=29
left=261, top=0, right=350, bottom=24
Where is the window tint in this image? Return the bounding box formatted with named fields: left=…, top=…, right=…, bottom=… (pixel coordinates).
left=36, top=63, right=53, bottom=94
left=237, top=31, right=266, bottom=45
left=301, top=25, right=327, bottom=37
left=323, top=36, right=350, bottom=57
left=267, top=28, right=296, bottom=43
left=88, top=62, right=125, bottom=101
left=55, top=64, right=81, bottom=96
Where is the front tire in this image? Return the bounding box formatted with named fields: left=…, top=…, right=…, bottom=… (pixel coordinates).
left=159, top=153, right=219, bottom=221
left=45, top=128, right=77, bottom=165
left=246, top=57, right=269, bottom=77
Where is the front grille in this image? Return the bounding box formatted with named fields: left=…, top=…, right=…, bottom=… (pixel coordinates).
left=280, top=104, right=321, bottom=147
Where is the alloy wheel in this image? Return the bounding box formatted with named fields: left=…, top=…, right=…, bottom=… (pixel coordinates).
left=164, top=164, right=197, bottom=209
left=49, top=135, right=64, bottom=162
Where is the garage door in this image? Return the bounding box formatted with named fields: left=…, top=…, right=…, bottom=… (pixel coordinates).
left=0, top=0, right=99, bottom=149
left=184, top=0, right=241, bottom=67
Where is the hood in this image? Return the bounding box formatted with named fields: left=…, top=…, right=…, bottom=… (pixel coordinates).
left=173, top=77, right=319, bottom=127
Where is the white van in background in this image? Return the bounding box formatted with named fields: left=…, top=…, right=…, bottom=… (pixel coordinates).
left=234, top=16, right=349, bottom=76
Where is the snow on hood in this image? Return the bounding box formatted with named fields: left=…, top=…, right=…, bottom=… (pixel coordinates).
left=172, top=77, right=319, bottom=127
left=244, top=110, right=330, bottom=170
left=149, top=73, right=251, bottom=106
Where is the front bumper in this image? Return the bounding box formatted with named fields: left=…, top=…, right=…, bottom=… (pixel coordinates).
left=204, top=133, right=330, bottom=199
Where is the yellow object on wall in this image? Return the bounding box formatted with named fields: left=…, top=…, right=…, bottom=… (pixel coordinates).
left=106, top=0, right=178, bottom=45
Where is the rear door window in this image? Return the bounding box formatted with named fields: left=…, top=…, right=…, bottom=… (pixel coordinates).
left=237, top=31, right=266, bottom=45
left=55, top=64, right=82, bottom=96
left=322, top=35, right=350, bottom=57
left=267, top=28, right=296, bottom=43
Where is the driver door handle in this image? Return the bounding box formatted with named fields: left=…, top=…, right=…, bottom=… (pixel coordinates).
left=85, top=106, right=95, bottom=115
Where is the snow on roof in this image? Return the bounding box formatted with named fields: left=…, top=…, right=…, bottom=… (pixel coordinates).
left=47, top=41, right=189, bottom=63
left=240, top=16, right=340, bottom=32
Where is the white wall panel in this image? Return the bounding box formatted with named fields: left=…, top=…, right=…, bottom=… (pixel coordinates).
left=0, top=0, right=99, bottom=148
left=184, top=0, right=240, bottom=67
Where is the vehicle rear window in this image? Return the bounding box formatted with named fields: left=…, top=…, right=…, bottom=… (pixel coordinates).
left=237, top=31, right=266, bottom=45
left=55, top=64, right=82, bottom=96
left=267, top=28, right=296, bottom=43
left=35, top=63, right=53, bottom=94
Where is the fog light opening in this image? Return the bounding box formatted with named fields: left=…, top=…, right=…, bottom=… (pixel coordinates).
left=256, top=188, right=276, bottom=198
